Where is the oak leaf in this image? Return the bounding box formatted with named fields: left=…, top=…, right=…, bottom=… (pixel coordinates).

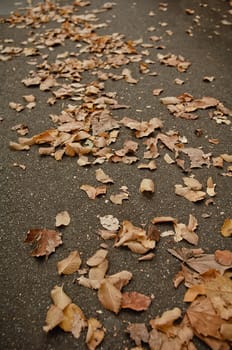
left=24, top=229, right=62, bottom=257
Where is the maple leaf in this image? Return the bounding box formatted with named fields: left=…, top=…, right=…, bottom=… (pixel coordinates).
left=24, top=229, right=62, bottom=257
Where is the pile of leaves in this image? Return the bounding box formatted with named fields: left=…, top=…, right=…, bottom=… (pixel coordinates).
left=2, top=0, right=232, bottom=349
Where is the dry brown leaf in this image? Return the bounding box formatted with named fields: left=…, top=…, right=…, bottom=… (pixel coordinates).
left=181, top=148, right=211, bottom=168
left=86, top=318, right=105, bottom=350
left=121, top=292, right=151, bottom=311
left=183, top=177, right=202, bottom=190
left=24, top=229, right=62, bottom=257
left=80, top=184, right=107, bottom=199
left=9, top=102, right=25, bottom=112
left=221, top=154, right=232, bottom=163
left=57, top=250, right=82, bottom=275
left=43, top=305, right=64, bottom=333
left=55, top=211, right=71, bottom=227
left=95, top=168, right=114, bottom=183
left=137, top=160, right=157, bottom=170
left=122, top=68, right=138, bottom=84
left=110, top=190, right=129, bottom=204
left=153, top=88, right=163, bottom=96
left=107, top=270, right=133, bottom=291
left=88, top=258, right=109, bottom=286
left=97, top=229, right=117, bottom=240
left=214, top=250, right=232, bottom=266
left=151, top=216, right=177, bottom=225
left=221, top=218, right=232, bottom=237
left=138, top=252, right=155, bottom=261
left=99, top=215, right=120, bottom=231
left=150, top=307, right=182, bottom=331
left=87, top=249, right=108, bottom=267
left=175, top=184, right=206, bottom=202
left=9, top=141, right=30, bottom=151
left=98, top=279, right=122, bottom=314
left=186, top=254, right=232, bottom=274
left=51, top=285, right=72, bottom=310
left=59, top=303, right=87, bottom=339
left=127, top=323, right=149, bottom=346
left=139, top=178, right=155, bottom=193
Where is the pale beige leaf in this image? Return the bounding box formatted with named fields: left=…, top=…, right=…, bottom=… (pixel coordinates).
left=51, top=285, right=72, bottom=310
left=87, top=249, right=108, bottom=267
left=99, top=215, right=120, bottom=231
left=80, top=184, right=107, bottom=199
left=57, top=250, right=82, bottom=275
left=150, top=307, right=182, bottom=330
left=89, top=258, right=109, bottom=284
left=55, top=211, right=71, bottom=227
left=43, top=304, right=64, bottom=332
left=107, top=270, right=133, bottom=290
left=138, top=252, right=155, bottom=261
left=183, top=177, right=202, bottom=190
left=139, top=178, right=155, bottom=193
left=86, top=318, right=105, bottom=350
left=175, top=184, right=206, bottom=202
left=221, top=154, right=232, bottom=162
left=151, top=216, right=177, bottom=224
left=127, top=323, right=149, bottom=347
left=98, top=280, right=122, bottom=314
left=95, top=168, right=114, bottom=183
left=110, top=191, right=129, bottom=204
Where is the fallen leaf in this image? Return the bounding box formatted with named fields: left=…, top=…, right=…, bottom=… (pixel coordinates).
left=59, top=303, right=87, bottom=339
left=95, top=168, right=114, bottom=183
left=175, top=184, right=206, bottom=202
left=153, top=88, right=163, bottom=96
left=121, top=292, right=151, bottom=311
left=214, top=250, right=232, bottom=266
left=206, top=177, right=216, bottom=197
left=150, top=307, right=182, bottom=332
left=98, top=279, right=122, bottom=314
left=88, top=258, right=109, bottom=288
left=99, top=215, right=120, bottom=231
left=57, top=250, right=82, bottom=275
left=139, top=178, right=155, bottom=193
left=43, top=305, right=64, bottom=333
left=86, top=318, right=105, bottom=350
left=221, top=218, right=232, bottom=237
left=107, top=270, right=133, bottom=290
left=24, top=229, right=62, bottom=257
left=138, top=252, right=155, bottom=261
left=87, top=249, right=108, bottom=267
left=127, top=323, right=149, bottom=346
left=80, top=184, right=107, bottom=199
left=51, top=285, right=72, bottom=310
left=55, top=211, right=71, bottom=227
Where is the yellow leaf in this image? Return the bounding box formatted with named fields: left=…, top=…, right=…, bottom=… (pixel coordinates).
left=221, top=218, right=232, bottom=237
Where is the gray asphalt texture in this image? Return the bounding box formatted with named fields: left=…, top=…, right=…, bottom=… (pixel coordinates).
left=0, top=1, right=232, bottom=349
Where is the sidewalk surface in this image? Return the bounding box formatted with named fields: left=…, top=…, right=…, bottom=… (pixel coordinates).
left=0, top=1, right=232, bottom=350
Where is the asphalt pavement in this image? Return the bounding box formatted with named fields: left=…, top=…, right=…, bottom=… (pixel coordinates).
left=0, top=1, right=232, bottom=349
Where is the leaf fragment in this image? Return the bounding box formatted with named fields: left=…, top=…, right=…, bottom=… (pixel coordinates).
left=86, top=318, right=105, bottom=350
left=55, top=211, right=71, bottom=227
left=43, top=305, right=64, bottom=333
left=139, top=178, right=155, bottom=193
left=80, top=184, right=107, bottom=199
